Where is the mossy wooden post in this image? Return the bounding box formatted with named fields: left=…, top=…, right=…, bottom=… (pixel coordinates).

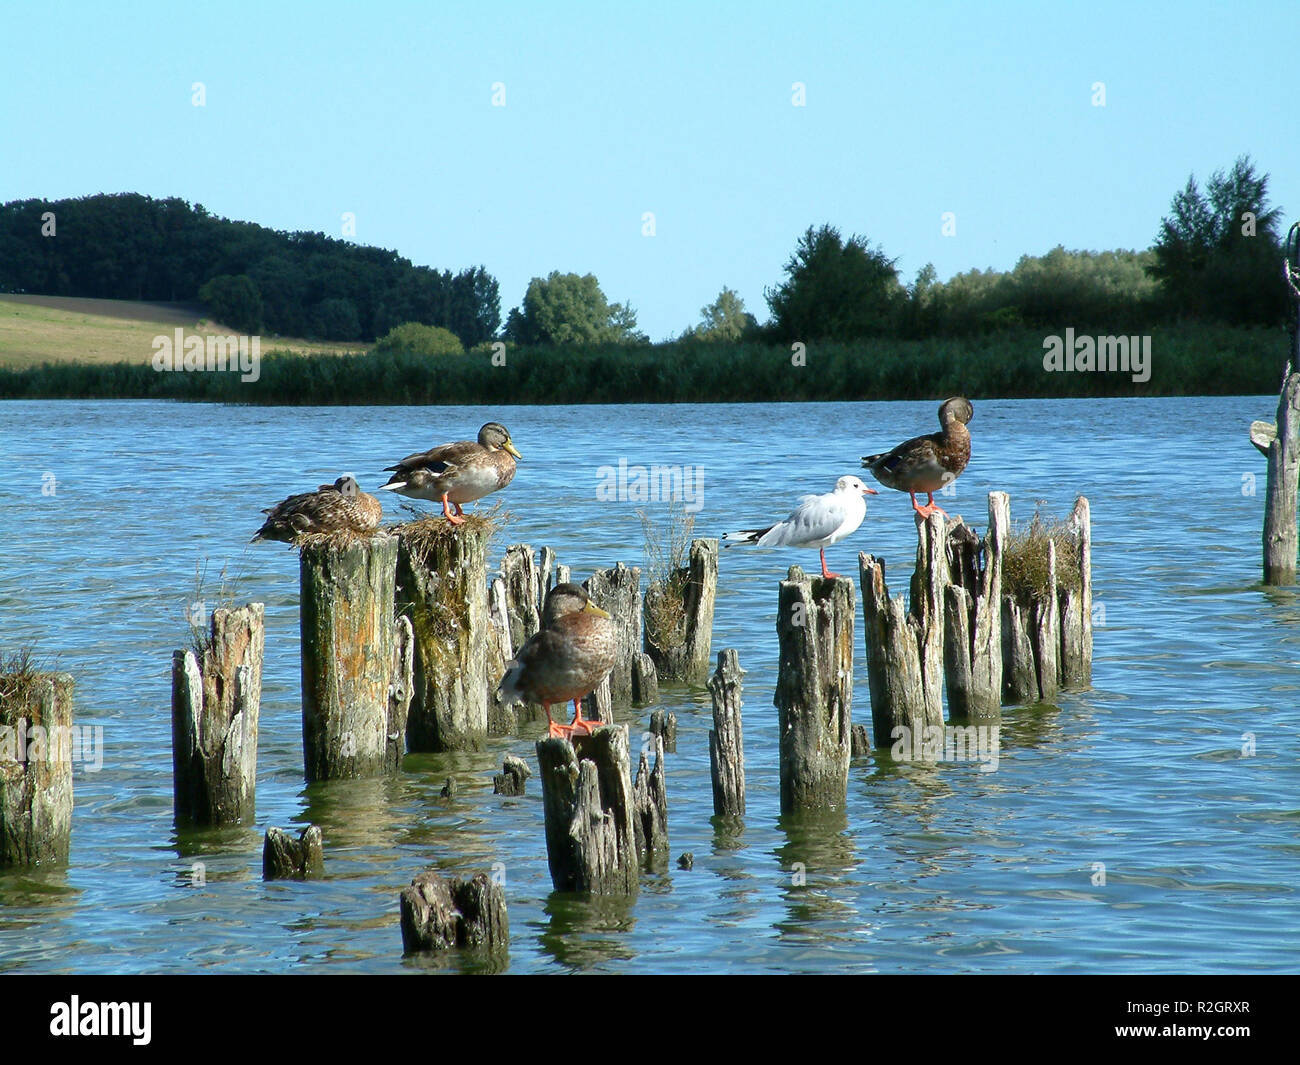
left=645, top=537, right=719, bottom=683
left=1060, top=496, right=1093, bottom=689
left=859, top=514, right=948, bottom=752
left=171, top=602, right=264, bottom=825
left=535, top=726, right=639, bottom=894
left=0, top=672, right=74, bottom=866
left=707, top=648, right=746, bottom=818
left=775, top=567, right=853, bottom=812
left=397, top=522, right=492, bottom=752
left=632, top=733, right=668, bottom=870
left=585, top=562, right=641, bottom=711
left=944, top=493, right=1007, bottom=722
left=300, top=535, right=411, bottom=781
left=1263, top=372, right=1300, bottom=583
left=400, top=869, right=508, bottom=953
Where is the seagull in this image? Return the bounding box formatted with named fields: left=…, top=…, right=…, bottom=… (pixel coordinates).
left=723, top=475, right=876, bottom=579
left=861, top=397, right=973, bottom=519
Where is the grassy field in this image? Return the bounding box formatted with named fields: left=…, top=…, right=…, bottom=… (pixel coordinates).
left=0, top=294, right=360, bottom=368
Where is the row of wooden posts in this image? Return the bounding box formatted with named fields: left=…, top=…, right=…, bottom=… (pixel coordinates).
left=3, top=493, right=1092, bottom=935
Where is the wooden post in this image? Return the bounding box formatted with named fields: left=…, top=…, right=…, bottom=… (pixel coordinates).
left=648, top=708, right=676, bottom=752
left=535, top=726, right=639, bottom=894
left=707, top=648, right=746, bottom=818
left=775, top=567, right=853, bottom=812
left=632, top=733, right=668, bottom=870
left=644, top=537, right=719, bottom=683
left=501, top=544, right=541, bottom=650
left=859, top=520, right=947, bottom=751
left=1031, top=539, right=1061, bottom=703
left=300, top=535, right=412, bottom=781
left=1060, top=496, right=1093, bottom=689
left=171, top=603, right=263, bottom=825
left=632, top=652, right=659, bottom=706
left=944, top=493, right=1007, bottom=722
left=396, top=522, right=492, bottom=752
left=1263, top=373, right=1300, bottom=584
left=486, top=576, right=515, bottom=734
left=1001, top=595, right=1039, bottom=705
left=262, top=825, right=324, bottom=880
left=0, top=671, right=74, bottom=865
left=493, top=754, right=530, bottom=796
left=399, top=869, right=508, bottom=953
left=584, top=563, right=642, bottom=710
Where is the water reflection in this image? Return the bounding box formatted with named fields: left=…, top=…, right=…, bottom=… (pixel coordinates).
left=537, top=893, right=637, bottom=970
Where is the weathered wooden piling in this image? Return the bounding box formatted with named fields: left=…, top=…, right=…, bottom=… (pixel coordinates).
left=944, top=493, right=1007, bottom=722
left=859, top=514, right=947, bottom=750
left=0, top=671, right=74, bottom=865
left=300, top=535, right=412, bottom=781
left=486, top=576, right=515, bottom=734
left=536, top=726, right=639, bottom=894
left=850, top=724, right=872, bottom=757
left=1262, top=372, right=1300, bottom=583
left=644, top=537, right=719, bottom=683
left=775, top=567, right=854, bottom=812
left=501, top=544, right=542, bottom=650
left=648, top=708, right=676, bottom=752
left=399, top=869, right=509, bottom=953
left=171, top=603, right=263, bottom=825
left=1060, top=496, right=1093, bottom=689
left=632, top=733, right=668, bottom=869
left=396, top=522, right=492, bottom=752
left=706, top=649, right=746, bottom=818
left=493, top=754, right=531, bottom=796
left=262, top=825, right=324, bottom=880
left=585, top=563, right=642, bottom=710
left=632, top=652, right=659, bottom=706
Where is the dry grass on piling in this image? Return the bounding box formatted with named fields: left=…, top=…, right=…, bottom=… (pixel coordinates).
left=0, top=644, right=57, bottom=710
left=389, top=503, right=505, bottom=565
left=640, top=503, right=695, bottom=654
left=1002, top=504, right=1083, bottom=605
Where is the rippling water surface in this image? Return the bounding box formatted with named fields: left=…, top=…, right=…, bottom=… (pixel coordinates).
left=1, top=396, right=1297, bottom=974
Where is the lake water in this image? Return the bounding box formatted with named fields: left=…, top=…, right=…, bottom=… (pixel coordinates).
left=0, top=396, right=1296, bottom=974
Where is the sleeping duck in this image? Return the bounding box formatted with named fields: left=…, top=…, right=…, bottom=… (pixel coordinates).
left=861, top=397, right=973, bottom=519
left=253, top=475, right=382, bottom=542
left=498, top=583, right=615, bottom=739
left=377, top=421, right=521, bottom=524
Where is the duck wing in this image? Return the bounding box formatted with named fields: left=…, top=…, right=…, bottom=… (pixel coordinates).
left=384, top=439, right=479, bottom=474
left=755, top=491, right=852, bottom=548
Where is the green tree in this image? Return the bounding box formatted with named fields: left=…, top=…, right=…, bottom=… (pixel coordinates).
left=687, top=286, right=756, bottom=341
left=504, top=271, right=644, bottom=345
left=198, top=274, right=263, bottom=333
left=765, top=224, right=902, bottom=340
left=373, top=321, right=464, bottom=356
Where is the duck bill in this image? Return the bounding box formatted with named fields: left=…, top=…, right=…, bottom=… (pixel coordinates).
left=583, top=602, right=611, bottom=619
left=503, top=440, right=523, bottom=460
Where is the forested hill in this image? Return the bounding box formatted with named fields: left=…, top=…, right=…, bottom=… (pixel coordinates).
left=0, top=192, right=499, bottom=344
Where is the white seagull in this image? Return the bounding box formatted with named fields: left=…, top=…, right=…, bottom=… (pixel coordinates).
left=723, top=476, right=877, bottom=579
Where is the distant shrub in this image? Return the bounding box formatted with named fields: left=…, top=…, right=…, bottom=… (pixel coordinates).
left=372, top=321, right=464, bottom=357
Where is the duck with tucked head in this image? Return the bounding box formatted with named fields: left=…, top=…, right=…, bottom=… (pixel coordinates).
left=498, top=583, right=616, bottom=739
left=252, top=475, right=382, bottom=542
left=861, top=397, right=973, bottom=519
left=377, top=421, right=521, bottom=524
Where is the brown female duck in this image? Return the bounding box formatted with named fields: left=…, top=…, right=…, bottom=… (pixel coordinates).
left=377, top=421, right=521, bottom=524
left=861, top=397, right=973, bottom=518
left=252, top=475, right=382, bottom=542
left=497, top=583, right=616, bottom=738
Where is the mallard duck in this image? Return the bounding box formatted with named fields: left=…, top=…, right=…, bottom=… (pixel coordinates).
left=723, top=476, right=876, bottom=579
left=252, top=475, right=382, bottom=542
left=498, top=583, right=616, bottom=738
left=376, top=421, right=521, bottom=524
left=861, top=397, right=973, bottom=519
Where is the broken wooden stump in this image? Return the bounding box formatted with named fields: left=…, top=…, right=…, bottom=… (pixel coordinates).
left=0, top=671, right=74, bottom=866
left=493, top=754, right=531, bottom=796
left=584, top=562, right=642, bottom=711
left=501, top=543, right=542, bottom=650
left=1060, top=496, right=1093, bottom=689
left=399, top=868, right=509, bottom=953
left=486, top=576, right=515, bottom=734
left=943, top=493, right=1007, bottom=723
left=632, top=652, right=659, bottom=706
left=171, top=602, right=263, bottom=825
left=396, top=521, right=492, bottom=752
left=300, top=535, right=412, bottom=781
left=775, top=567, right=853, bottom=812
left=648, top=708, right=676, bottom=752
left=850, top=724, right=872, bottom=757
left=706, top=648, right=746, bottom=818
left=262, top=825, right=324, bottom=880
left=859, top=518, right=947, bottom=752
left=644, top=537, right=718, bottom=683
left=1263, top=371, right=1300, bottom=584
left=536, top=726, right=639, bottom=895
left=632, top=733, right=668, bottom=870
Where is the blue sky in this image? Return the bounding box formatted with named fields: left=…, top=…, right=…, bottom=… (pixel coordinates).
left=3, top=0, right=1296, bottom=340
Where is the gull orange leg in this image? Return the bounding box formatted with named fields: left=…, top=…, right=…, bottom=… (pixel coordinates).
left=910, top=491, right=948, bottom=520
left=567, top=696, right=600, bottom=737
left=441, top=492, right=467, bottom=525
left=820, top=547, right=840, bottom=580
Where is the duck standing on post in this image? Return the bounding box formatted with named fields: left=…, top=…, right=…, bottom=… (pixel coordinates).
left=498, top=583, right=617, bottom=739
left=252, top=475, right=382, bottom=542
left=861, top=397, right=973, bottom=519
left=377, top=421, right=521, bottom=524
left=722, top=475, right=876, bottom=580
